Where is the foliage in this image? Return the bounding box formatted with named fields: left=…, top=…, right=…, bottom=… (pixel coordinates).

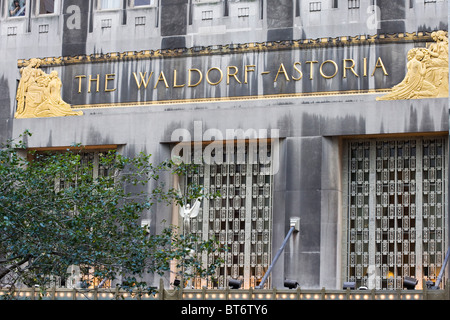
left=0, top=131, right=222, bottom=298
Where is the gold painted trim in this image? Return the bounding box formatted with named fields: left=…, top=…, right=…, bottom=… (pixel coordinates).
left=17, top=31, right=436, bottom=68
left=339, top=132, right=449, bottom=140
left=72, top=88, right=392, bottom=110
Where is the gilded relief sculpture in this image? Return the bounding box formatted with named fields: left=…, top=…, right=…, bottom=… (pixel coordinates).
left=15, top=58, right=83, bottom=119
left=377, top=30, right=448, bottom=100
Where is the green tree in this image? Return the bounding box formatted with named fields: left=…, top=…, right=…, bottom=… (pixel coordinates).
left=0, top=131, right=221, bottom=298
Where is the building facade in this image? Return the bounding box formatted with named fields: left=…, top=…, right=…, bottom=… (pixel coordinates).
left=0, top=0, right=448, bottom=291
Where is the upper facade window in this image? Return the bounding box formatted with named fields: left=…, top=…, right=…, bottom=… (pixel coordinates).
left=100, top=0, right=122, bottom=10
left=39, top=0, right=55, bottom=14
left=348, top=0, right=360, bottom=9
left=134, top=0, right=152, bottom=6
left=9, top=0, right=26, bottom=17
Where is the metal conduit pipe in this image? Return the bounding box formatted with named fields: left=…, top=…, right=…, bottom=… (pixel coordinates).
left=256, top=218, right=300, bottom=289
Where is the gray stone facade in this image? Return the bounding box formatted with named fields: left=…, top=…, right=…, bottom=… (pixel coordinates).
left=0, top=0, right=448, bottom=290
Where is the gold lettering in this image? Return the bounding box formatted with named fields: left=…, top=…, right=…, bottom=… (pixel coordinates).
left=244, top=65, right=255, bottom=84
left=173, top=69, right=185, bottom=88
left=306, top=61, right=318, bottom=80
left=188, top=68, right=203, bottom=87
left=227, top=66, right=241, bottom=85
left=75, top=75, right=86, bottom=93
left=154, top=71, right=169, bottom=89
left=133, top=72, right=153, bottom=89
left=104, top=74, right=117, bottom=92
left=320, top=60, right=339, bottom=79
left=372, top=57, right=389, bottom=76
left=363, top=58, right=368, bottom=77
left=88, top=74, right=100, bottom=93
left=274, top=63, right=290, bottom=82
left=343, top=59, right=359, bottom=78
left=206, top=67, right=223, bottom=86
left=292, top=62, right=303, bottom=81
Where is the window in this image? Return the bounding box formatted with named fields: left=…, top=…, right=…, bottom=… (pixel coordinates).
left=135, top=16, right=146, bottom=26
left=201, top=10, right=213, bottom=20
left=344, top=137, right=447, bottom=290
left=38, top=24, right=49, bottom=33
left=39, top=0, right=55, bottom=14
left=8, top=0, right=26, bottom=17
left=101, top=18, right=112, bottom=29
left=178, top=141, right=274, bottom=289
left=100, top=0, right=121, bottom=10
left=348, top=0, right=360, bottom=9
left=309, top=1, right=321, bottom=12
left=32, top=148, right=116, bottom=289
left=7, top=26, right=17, bottom=35
left=238, top=7, right=249, bottom=17
left=52, top=150, right=115, bottom=195
left=134, top=0, right=151, bottom=6
left=332, top=0, right=338, bottom=8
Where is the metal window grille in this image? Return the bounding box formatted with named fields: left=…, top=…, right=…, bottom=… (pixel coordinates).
left=181, top=142, right=274, bottom=289
left=32, top=150, right=115, bottom=288
left=344, top=137, right=447, bottom=290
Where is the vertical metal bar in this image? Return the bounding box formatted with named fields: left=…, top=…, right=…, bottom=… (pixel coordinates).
left=369, top=140, right=376, bottom=289
left=416, top=139, right=423, bottom=286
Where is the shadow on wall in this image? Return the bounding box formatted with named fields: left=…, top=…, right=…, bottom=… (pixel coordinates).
left=0, top=76, right=12, bottom=144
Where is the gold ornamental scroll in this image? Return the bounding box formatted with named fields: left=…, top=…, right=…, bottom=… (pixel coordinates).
left=377, top=30, right=449, bottom=101
left=15, top=58, right=83, bottom=119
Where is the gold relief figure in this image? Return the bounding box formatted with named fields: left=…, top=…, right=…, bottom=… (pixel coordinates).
left=377, top=30, right=448, bottom=101
left=15, top=59, right=83, bottom=119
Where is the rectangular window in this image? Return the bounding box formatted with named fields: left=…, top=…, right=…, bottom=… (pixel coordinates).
left=8, top=0, right=26, bottom=17
left=332, top=0, right=338, bottom=8
left=348, top=0, right=360, bottom=9
left=7, top=26, right=17, bottom=35
left=39, top=0, right=54, bottom=14
left=238, top=7, right=249, bottom=17
left=309, top=1, right=321, bottom=12
left=31, top=148, right=116, bottom=289
left=135, top=16, right=146, bottom=26
left=134, top=0, right=151, bottom=6
left=38, top=24, right=49, bottom=33
left=344, top=137, right=447, bottom=290
left=202, top=10, right=213, bottom=20
left=100, top=0, right=121, bottom=10
left=177, top=141, right=274, bottom=289
left=101, top=18, right=112, bottom=29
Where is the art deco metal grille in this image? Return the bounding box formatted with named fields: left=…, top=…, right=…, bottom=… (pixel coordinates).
left=55, top=151, right=114, bottom=191
left=344, top=137, right=447, bottom=290
left=182, top=142, right=274, bottom=289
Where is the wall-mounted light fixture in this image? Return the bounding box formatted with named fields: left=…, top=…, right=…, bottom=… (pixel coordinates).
left=284, top=279, right=299, bottom=289
left=229, top=279, right=242, bottom=289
